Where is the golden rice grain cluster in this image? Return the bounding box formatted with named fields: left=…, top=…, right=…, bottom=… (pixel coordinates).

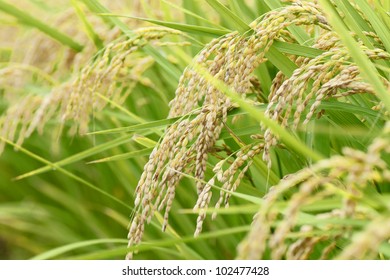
left=0, top=27, right=184, bottom=153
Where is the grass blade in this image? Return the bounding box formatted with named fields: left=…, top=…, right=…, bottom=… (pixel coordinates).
left=265, top=45, right=297, bottom=76
left=70, top=0, right=103, bottom=49
left=273, top=41, right=324, bottom=58
left=0, top=137, right=131, bottom=210
left=70, top=226, right=251, bottom=260
left=100, top=14, right=230, bottom=37
left=161, top=0, right=227, bottom=29
left=205, top=0, right=251, bottom=33
left=14, top=135, right=132, bottom=180
left=88, top=148, right=153, bottom=164
left=31, top=239, right=128, bottom=260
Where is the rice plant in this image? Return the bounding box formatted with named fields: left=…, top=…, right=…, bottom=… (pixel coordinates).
left=0, top=0, right=389, bottom=260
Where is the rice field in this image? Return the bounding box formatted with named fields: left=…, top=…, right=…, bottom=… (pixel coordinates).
left=0, top=0, right=389, bottom=260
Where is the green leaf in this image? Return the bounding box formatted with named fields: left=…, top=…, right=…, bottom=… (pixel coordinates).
left=69, top=226, right=251, bottom=259
left=273, top=41, right=324, bottom=58
left=14, top=135, right=132, bottom=180
left=132, top=135, right=157, bottom=148
left=70, top=0, right=103, bottom=49
left=88, top=148, right=153, bottom=164
left=161, top=0, right=227, bottom=29
left=87, top=117, right=181, bottom=135
left=100, top=14, right=230, bottom=37
left=226, top=0, right=255, bottom=23
left=0, top=137, right=131, bottom=210
left=31, top=239, right=128, bottom=260
left=265, top=45, right=297, bottom=76
left=205, top=0, right=251, bottom=34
